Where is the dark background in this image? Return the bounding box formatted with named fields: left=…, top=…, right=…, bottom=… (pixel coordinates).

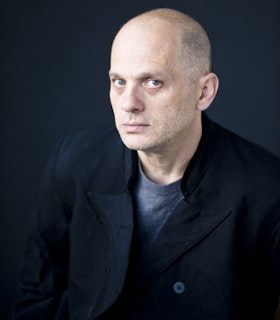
left=1, top=0, right=280, bottom=318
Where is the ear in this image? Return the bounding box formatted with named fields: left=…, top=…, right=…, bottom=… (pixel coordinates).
left=196, top=72, right=219, bottom=111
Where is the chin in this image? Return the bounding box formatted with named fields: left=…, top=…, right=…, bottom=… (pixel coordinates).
left=118, top=129, right=164, bottom=152
left=120, top=136, right=153, bottom=151
left=122, top=142, right=148, bottom=151
left=123, top=140, right=163, bottom=153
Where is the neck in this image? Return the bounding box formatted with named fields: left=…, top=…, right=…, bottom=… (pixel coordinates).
left=137, top=121, right=202, bottom=185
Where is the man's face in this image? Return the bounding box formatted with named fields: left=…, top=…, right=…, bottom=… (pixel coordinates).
left=109, top=21, right=202, bottom=154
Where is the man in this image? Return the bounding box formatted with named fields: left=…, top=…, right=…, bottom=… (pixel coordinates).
left=14, top=8, right=280, bottom=320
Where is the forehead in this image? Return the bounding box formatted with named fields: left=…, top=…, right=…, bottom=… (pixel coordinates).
left=110, top=21, right=182, bottom=76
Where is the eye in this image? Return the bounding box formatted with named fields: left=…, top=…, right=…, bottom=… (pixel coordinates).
left=112, top=78, right=126, bottom=87
left=145, top=79, right=162, bottom=88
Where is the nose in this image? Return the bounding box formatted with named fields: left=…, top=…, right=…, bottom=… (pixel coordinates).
left=121, top=85, right=144, bottom=113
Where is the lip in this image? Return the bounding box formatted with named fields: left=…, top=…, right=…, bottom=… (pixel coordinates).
left=122, top=123, right=149, bottom=133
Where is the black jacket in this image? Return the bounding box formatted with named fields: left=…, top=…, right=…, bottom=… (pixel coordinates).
left=14, top=115, right=280, bottom=319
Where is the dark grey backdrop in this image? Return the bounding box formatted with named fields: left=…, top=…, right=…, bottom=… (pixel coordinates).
left=1, top=0, right=280, bottom=318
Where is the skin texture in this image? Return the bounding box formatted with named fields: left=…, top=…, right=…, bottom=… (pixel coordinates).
left=109, top=9, right=219, bottom=184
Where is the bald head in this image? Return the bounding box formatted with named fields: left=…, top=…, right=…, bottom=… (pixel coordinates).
left=112, top=8, right=212, bottom=80
left=109, top=8, right=219, bottom=159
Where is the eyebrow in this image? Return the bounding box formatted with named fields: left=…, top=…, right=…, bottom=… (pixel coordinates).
left=108, top=71, right=120, bottom=78
left=108, top=71, right=166, bottom=79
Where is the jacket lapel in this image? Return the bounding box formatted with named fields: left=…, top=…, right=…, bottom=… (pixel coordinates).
left=87, top=191, right=134, bottom=231
left=84, top=191, right=134, bottom=316
left=137, top=200, right=231, bottom=286
left=86, top=190, right=134, bottom=278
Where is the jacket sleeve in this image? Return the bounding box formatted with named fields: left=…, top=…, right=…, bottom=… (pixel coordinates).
left=13, top=139, right=71, bottom=320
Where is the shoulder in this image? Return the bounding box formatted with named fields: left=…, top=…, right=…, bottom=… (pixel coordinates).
left=214, top=121, right=280, bottom=178
left=44, top=124, right=128, bottom=202
left=210, top=120, right=280, bottom=209
left=55, top=124, right=124, bottom=171
left=57, top=124, right=121, bottom=158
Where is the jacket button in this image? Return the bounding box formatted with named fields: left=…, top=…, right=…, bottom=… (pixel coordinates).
left=173, top=282, right=185, bottom=294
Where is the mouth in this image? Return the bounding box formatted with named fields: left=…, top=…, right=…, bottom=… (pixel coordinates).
left=122, top=123, right=149, bottom=133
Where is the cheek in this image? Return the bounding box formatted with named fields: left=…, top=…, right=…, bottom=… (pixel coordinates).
left=109, top=86, right=121, bottom=104
left=109, top=89, right=116, bottom=107
left=110, top=93, right=119, bottom=115
left=158, top=100, right=195, bottom=131
left=111, top=107, right=121, bottom=124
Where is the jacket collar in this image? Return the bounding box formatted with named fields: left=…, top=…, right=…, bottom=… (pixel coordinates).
left=181, top=113, right=218, bottom=199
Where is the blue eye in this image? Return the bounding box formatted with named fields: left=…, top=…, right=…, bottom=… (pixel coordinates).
left=146, top=79, right=162, bottom=88
left=114, top=78, right=126, bottom=87
left=151, top=80, right=160, bottom=86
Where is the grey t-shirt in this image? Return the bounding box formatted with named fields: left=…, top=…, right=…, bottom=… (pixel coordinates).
left=133, top=162, right=185, bottom=257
